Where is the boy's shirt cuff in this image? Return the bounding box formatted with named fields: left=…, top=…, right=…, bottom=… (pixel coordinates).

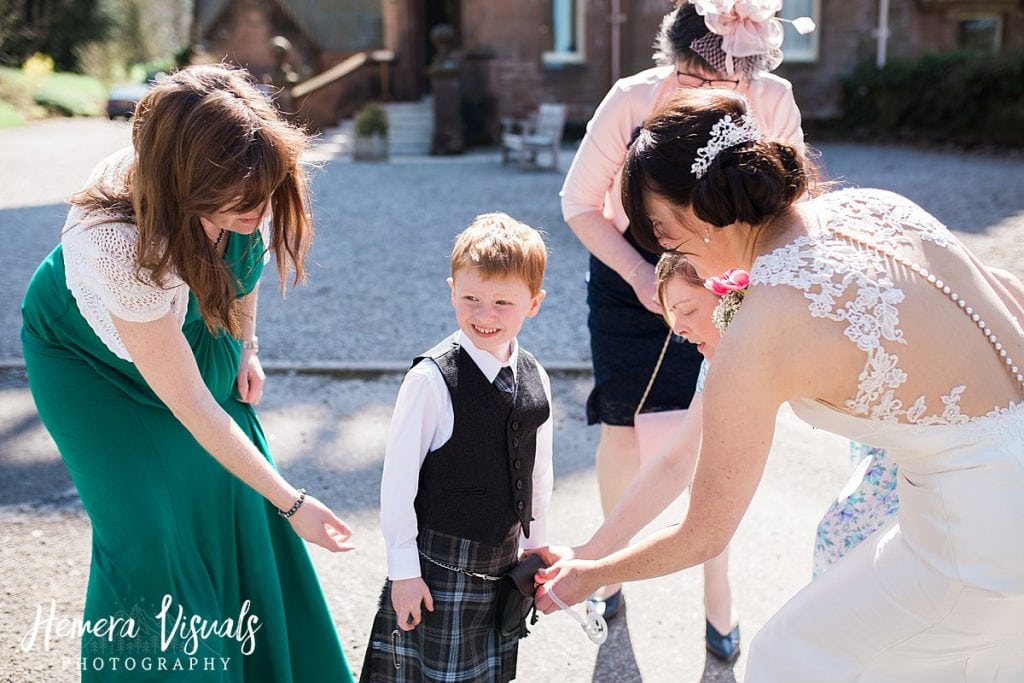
left=386, top=547, right=423, bottom=581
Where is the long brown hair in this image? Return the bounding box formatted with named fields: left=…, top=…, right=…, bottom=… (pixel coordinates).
left=71, top=64, right=313, bottom=336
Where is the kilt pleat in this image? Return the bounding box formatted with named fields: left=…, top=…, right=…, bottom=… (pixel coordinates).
left=360, top=526, right=521, bottom=682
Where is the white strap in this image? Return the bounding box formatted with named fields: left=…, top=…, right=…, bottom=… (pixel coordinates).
left=546, top=588, right=608, bottom=644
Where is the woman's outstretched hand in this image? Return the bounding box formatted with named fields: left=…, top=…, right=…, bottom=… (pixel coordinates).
left=534, top=559, right=599, bottom=615
left=522, top=544, right=575, bottom=567
left=287, top=495, right=355, bottom=552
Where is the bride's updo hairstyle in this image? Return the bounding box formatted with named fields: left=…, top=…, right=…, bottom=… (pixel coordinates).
left=623, top=88, right=811, bottom=254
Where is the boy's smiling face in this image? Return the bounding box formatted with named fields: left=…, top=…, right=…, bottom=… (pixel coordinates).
left=448, top=268, right=545, bottom=363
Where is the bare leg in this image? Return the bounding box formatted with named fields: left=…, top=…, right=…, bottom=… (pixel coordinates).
left=703, top=545, right=738, bottom=634
left=594, top=423, right=641, bottom=598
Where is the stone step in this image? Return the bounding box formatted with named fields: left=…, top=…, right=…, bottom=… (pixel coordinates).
left=309, top=97, right=434, bottom=158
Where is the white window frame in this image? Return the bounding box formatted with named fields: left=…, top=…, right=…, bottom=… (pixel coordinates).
left=958, top=13, right=1003, bottom=52
left=542, top=0, right=585, bottom=66
left=779, top=0, right=820, bottom=63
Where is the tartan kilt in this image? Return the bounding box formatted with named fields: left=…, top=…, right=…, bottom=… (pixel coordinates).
left=360, top=526, right=521, bottom=682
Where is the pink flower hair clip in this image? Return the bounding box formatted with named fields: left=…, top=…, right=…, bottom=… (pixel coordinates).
left=705, top=268, right=750, bottom=333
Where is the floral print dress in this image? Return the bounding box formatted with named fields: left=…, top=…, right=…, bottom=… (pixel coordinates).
left=812, top=443, right=900, bottom=578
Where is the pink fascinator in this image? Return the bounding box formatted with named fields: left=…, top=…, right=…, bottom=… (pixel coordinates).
left=689, top=0, right=816, bottom=77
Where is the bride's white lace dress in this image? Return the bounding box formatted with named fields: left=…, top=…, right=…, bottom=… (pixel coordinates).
left=744, top=188, right=1024, bottom=682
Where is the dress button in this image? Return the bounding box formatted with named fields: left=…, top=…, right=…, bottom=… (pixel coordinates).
left=511, top=421, right=520, bottom=431
left=512, top=437, right=520, bottom=448
left=516, top=500, right=525, bottom=511
left=513, top=459, right=522, bottom=470
left=515, top=479, right=524, bottom=490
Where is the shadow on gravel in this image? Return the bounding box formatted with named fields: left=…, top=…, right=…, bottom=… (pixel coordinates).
left=588, top=602, right=739, bottom=682
left=0, top=370, right=600, bottom=515
left=592, top=603, right=642, bottom=682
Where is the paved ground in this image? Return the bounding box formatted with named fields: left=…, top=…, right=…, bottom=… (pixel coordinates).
left=1, top=118, right=1022, bottom=682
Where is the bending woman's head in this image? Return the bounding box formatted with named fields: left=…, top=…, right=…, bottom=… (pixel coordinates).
left=623, top=88, right=809, bottom=268
left=78, top=64, right=314, bottom=335
left=655, top=252, right=722, bottom=359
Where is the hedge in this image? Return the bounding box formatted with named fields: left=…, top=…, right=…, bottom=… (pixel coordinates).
left=841, top=50, right=1024, bottom=147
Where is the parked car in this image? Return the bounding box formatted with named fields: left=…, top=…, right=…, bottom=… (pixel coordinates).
left=106, top=71, right=167, bottom=120
left=106, top=82, right=150, bottom=119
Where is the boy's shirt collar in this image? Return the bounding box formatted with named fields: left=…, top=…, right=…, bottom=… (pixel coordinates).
left=454, top=330, right=519, bottom=383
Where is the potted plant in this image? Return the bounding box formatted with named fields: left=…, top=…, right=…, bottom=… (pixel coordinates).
left=352, top=103, right=388, bottom=161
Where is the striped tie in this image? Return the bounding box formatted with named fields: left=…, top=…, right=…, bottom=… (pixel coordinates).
left=494, top=366, right=515, bottom=403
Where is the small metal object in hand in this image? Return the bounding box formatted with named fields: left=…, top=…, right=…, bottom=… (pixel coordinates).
left=278, top=488, right=307, bottom=518
left=546, top=587, right=608, bottom=644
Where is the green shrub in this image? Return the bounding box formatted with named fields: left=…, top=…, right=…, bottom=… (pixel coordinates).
left=354, top=103, right=388, bottom=137
left=0, top=100, right=24, bottom=128
left=0, top=65, right=104, bottom=119
left=841, top=50, right=1024, bottom=147
left=32, top=71, right=104, bottom=116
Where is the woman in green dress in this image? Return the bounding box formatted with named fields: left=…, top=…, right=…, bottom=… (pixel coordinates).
left=20, top=65, right=355, bottom=682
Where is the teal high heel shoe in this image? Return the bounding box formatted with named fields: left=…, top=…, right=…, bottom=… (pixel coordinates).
left=705, top=619, right=740, bottom=663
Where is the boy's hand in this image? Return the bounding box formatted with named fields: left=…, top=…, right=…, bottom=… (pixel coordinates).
left=391, top=577, right=433, bottom=631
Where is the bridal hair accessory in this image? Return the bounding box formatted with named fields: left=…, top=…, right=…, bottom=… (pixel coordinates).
left=705, top=268, right=750, bottom=333
left=690, top=113, right=761, bottom=178
left=546, top=587, right=609, bottom=644
left=690, top=0, right=816, bottom=77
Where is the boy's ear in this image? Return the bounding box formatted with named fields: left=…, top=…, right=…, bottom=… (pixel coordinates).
left=447, top=277, right=455, bottom=303
left=526, top=289, right=546, bottom=318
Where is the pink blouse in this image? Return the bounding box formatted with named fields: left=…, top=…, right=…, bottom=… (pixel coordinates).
left=560, top=65, right=804, bottom=232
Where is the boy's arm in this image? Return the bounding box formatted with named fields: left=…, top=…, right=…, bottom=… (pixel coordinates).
left=380, top=361, right=447, bottom=580
left=521, top=365, right=554, bottom=551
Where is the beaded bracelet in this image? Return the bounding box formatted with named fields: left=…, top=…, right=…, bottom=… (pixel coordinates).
left=278, top=488, right=307, bottom=518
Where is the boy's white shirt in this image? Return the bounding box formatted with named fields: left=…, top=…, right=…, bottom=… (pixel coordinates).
left=380, top=330, right=554, bottom=581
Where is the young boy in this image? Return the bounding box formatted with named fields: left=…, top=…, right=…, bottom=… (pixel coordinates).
left=360, top=213, right=554, bottom=683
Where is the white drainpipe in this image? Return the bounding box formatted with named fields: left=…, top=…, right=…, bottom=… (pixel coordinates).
left=611, top=0, right=623, bottom=85
left=876, top=0, right=891, bottom=68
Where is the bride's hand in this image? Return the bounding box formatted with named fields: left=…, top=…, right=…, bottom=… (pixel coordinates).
left=533, top=559, right=600, bottom=615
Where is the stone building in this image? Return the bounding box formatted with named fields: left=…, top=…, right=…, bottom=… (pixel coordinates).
left=193, top=0, right=1024, bottom=131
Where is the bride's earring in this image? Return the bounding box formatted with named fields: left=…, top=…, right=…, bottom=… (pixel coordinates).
left=703, top=228, right=712, bottom=245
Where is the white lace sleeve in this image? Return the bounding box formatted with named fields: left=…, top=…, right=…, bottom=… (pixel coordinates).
left=62, top=214, right=187, bottom=361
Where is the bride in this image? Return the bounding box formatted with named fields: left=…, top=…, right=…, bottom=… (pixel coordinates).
left=534, top=88, right=1024, bottom=681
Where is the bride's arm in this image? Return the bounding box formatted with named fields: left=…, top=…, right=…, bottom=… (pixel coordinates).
left=536, top=296, right=811, bottom=609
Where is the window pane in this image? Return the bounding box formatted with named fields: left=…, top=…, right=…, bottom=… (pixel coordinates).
left=779, top=0, right=817, bottom=62
left=552, top=0, right=577, bottom=53
left=960, top=17, right=1000, bottom=52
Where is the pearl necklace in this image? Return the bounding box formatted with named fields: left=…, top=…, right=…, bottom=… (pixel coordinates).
left=832, top=228, right=1024, bottom=392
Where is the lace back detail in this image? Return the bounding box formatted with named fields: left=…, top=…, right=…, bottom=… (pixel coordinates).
left=751, top=189, right=1018, bottom=426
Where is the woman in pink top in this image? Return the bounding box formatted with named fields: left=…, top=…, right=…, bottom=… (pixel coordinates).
left=559, top=0, right=806, bottom=662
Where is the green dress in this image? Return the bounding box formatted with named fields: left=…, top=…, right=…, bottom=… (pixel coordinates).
left=21, top=218, right=354, bottom=682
